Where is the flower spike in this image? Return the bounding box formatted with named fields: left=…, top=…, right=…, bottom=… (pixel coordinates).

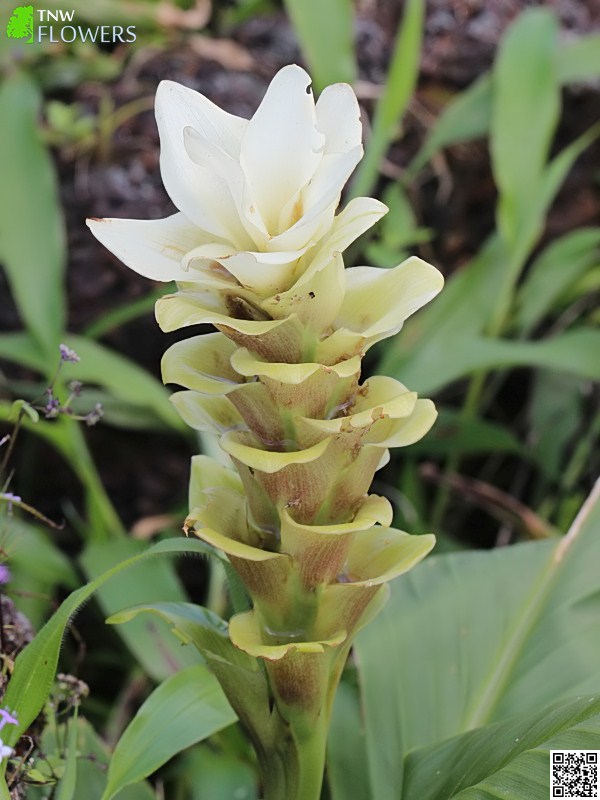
left=89, top=64, right=443, bottom=800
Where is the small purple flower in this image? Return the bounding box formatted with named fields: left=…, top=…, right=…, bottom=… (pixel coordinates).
left=0, top=709, right=18, bottom=730
left=0, top=708, right=18, bottom=759
left=59, top=344, right=80, bottom=363
left=0, top=566, right=11, bottom=585
left=1, top=493, right=21, bottom=514
left=68, top=380, right=83, bottom=397
left=85, top=403, right=104, bottom=427
left=44, top=393, right=61, bottom=419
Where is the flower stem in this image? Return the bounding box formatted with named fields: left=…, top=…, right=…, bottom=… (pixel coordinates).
left=260, top=711, right=329, bottom=800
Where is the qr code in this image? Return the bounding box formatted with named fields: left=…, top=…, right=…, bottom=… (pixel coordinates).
left=551, top=751, right=599, bottom=798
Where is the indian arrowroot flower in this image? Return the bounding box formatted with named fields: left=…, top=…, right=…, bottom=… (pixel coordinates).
left=90, top=65, right=444, bottom=800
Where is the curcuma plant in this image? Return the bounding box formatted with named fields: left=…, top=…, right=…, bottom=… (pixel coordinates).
left=88, top=65, right=443, bottom=799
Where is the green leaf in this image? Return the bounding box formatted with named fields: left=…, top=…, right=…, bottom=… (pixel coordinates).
left=365, top=184, right=431, bottom=267
left=2, top=537, right=213, bottom=748
left=327, top=680, right=370, bottom=800
left=528, top=371, right=584, bottom=481
left=354, top=480, right=600, bottom=799
left=557, top=34, right=600, bottom=83
left=384, top=328, right=600, bottom=395
left=80, top=541, right=202, bottom=682
left=0, top=332, right=45, bottom=371
left=491, top=10, right=560, bottom=252
left=403, top=695, right=600, bottom=800
left=182, top=746, right=258, bottom=800
left=351, top=0, right=424, bottom=197
left=101, top=664, right=236, bottom=800
left=515, top=229, right=600, bottom=333
left=407, top=409, right=527, bottom=458
left=283, top=0, right=356, bottom=91
left=408, top=32, right=600, bottom=178
left=0, top=71, right=66, bottom=356
left=107, top=601, right=254, bottom=672
left=408, top=74, right=492, bottom=177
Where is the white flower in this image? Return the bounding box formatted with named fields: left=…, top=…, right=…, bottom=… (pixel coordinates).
left=87, top=65, right=387, bottom=296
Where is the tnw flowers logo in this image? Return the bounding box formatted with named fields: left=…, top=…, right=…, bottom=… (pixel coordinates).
left=5, top=4, right=136, bottom=44
left=6, top=5, right=33, bottom=42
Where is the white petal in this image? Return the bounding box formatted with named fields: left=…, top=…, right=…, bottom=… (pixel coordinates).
left=86, top=213, right=211, bottom=281
left=155, top=81, right=251, bottom=246
left=267, top=147, right=362, bottom=252
left=184, top=126, right=268, bottom=247
left=301, top=196, right=388, bottom=276
left=218, top=250, right=306, bottom=295
left=240, top=65, right=325, bottom=234
left=157, top=80, right=247, bottom=158
left=316, top=82, right=363, bottom=155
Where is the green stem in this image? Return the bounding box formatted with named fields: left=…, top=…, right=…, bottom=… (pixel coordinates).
left=260, top=711, right=329, bottom=800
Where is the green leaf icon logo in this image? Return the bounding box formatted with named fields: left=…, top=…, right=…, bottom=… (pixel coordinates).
left=6, top=5, right=34, bottom=43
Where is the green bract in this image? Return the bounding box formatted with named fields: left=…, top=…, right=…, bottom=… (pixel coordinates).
left=88, top=64, right=444, bottom=800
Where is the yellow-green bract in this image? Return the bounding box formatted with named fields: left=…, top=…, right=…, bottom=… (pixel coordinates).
left=88, top=64, right=444, bottom=800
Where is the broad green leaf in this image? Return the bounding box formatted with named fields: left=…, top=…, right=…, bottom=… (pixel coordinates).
left=84, top=287, right=171, bottom=339
left=408, top=74, right=492, bottom=177
left=107, top=602, right=256, bottom=674
left=2, top=537, right=213, bottom=748
left=182, top=746, right=257, bottom=800
left=81, top=540, right=201, bottom=681
left=351, top=0, right=424, bottom=197
left=491, top=10, right=560, bottom=252
left=515, top=229, right=600, bottom=333
left=354, top=480, right=600, bottom=799
left=0, top=332, right=50, bottom=372
left=408, top=33, right=600, bottom=177
left=101, top=664, right=236, bottom=800
left=283, top=0, right=356, bottom=91
left=0, top=72, right=66, bottom=356
left=327, top=680, right=370, bottom=800
left=403, top=695, right=600, bottom=799
left=408, top=408, right=526, bottom=458
left=528, top=371, right=584, bottom=481
left=365, top=184, right=431, bottom=267
left=557, top=34, right=600, bottom=83
left=383, top=328, right=600, bottom=395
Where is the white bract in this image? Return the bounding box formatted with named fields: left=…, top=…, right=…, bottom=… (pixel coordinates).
left=87, top=65, right=387, bottom=296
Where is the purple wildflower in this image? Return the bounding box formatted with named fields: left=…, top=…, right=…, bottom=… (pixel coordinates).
left=44, top=392, right=61, bottom=419
left=0, top=566, right=10, bottom=585
left=0, top=709, right=18, bottom=730
left=85, top=403, right=104, bottom=427
left=59, top=344, right=80, bottom=363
